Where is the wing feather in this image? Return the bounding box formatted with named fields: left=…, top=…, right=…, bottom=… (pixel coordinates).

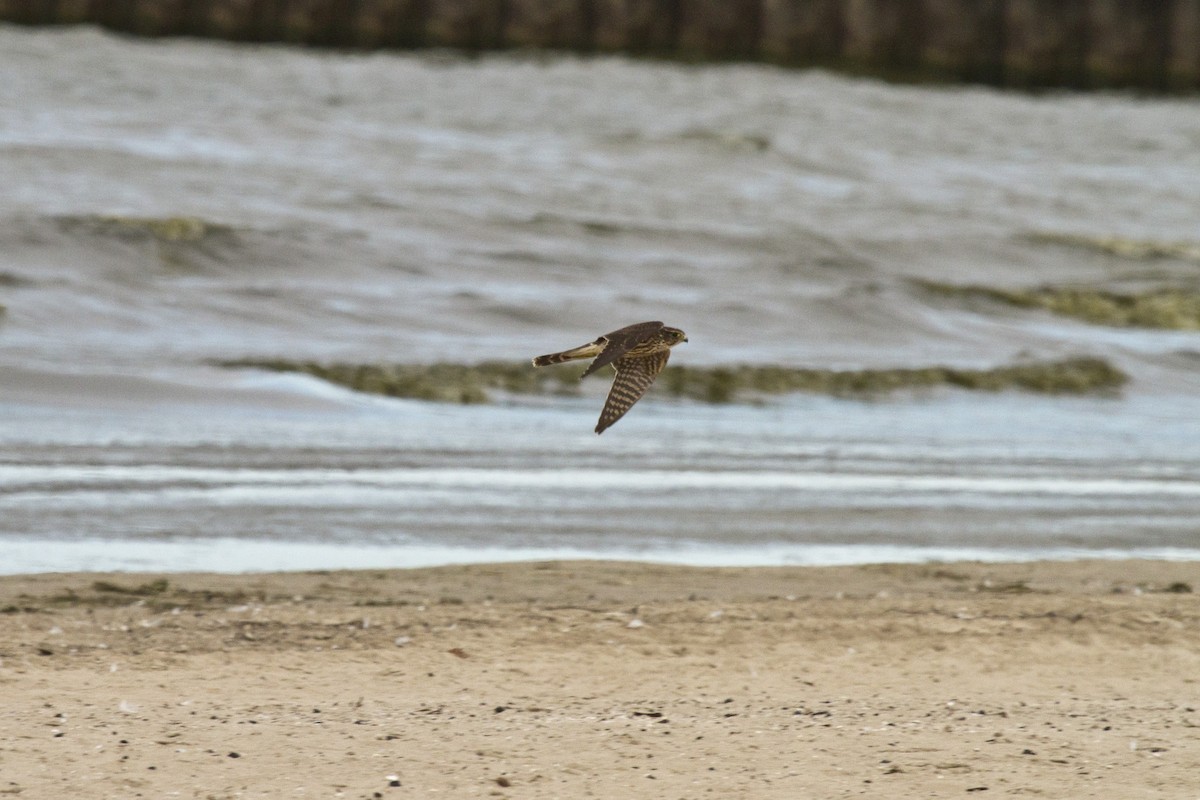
left=594, top=350, right=671, bottom=434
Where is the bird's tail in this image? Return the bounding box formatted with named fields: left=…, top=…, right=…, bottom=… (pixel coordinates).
left=532, top=342, right=603, bottom=367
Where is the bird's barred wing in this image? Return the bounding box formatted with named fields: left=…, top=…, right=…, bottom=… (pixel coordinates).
left=580, top=321, right=664, bottom=379
left=594, top=350, right=671, bottom=434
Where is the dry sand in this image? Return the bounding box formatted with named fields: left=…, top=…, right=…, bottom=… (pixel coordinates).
left=1, top=560, right=1198, bottom=799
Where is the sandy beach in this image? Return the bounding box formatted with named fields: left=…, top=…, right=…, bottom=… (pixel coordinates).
left=1, top=560, right=1198, bottom=798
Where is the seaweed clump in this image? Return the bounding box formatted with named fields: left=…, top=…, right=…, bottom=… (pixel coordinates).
left=220, top=356, right=1126, bottom=405
left=921, top=281, right=1200, bottom=330
left=56, top=214, right=237, bottom=272
left=660, top=358, right=1125, bottom=401
left=1026, top=232, right=1200, bottom=263
left=58, top=214, right=230, bottom=243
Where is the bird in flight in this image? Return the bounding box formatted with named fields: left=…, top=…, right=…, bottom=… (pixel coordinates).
left=532, top=321, right=688, bottom=434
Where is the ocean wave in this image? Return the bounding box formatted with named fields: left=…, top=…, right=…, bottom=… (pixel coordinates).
left=603, top=127, right=772, bottom=154
left=53, top=214, right=246, bottom=273
left=54, top=214, right=235, bottom=244
left=918, top=280, right=1200, bottom=330
left=1025, top=232, right=1200, bottom=263
left=0, top=271, right=34, bottom=287
left=0, top=212, right=371, bottom=286
left=216, top=356, right=1129, bottom=404
left=0, top=213, right=256, bottom=283
left=7, top=536, right=1199, bottom=576
left=0, top=364, right=354, bottom=412
left=675, top=128, right=772, bottom=153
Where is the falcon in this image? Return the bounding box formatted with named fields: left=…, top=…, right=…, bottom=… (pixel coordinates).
left=532, top=321, right=688, bottom=434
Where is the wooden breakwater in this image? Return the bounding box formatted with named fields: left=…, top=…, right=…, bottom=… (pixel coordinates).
left=3, top=0, right=1199, bottom=90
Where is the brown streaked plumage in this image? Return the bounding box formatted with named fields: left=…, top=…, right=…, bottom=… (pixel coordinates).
left=532, top=321, right=688, bottom=434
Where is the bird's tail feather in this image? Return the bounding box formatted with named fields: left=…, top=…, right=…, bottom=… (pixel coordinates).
left=531, top=342, right=602, bottom=367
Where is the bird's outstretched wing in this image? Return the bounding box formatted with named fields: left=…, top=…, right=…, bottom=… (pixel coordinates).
left=595, top=350, right=671, bottom=434
left=580, top=321, right=664, bottom=379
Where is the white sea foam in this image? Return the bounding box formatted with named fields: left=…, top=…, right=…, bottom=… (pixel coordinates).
left=5, top=536, right=1200, bottom=577
left=4, top=465, right=1200, bottom=498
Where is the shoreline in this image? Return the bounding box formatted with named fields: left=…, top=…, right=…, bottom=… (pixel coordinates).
left=3, top=559, right=1197, bottom=797
left=5, top=539, right=1200, bottom=578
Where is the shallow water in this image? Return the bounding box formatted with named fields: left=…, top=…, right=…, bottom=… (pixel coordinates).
left=2, top=27, right=1199, bottom=573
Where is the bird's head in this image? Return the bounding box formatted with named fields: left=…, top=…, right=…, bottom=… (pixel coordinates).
left=664, top=326, right=688, bottom=344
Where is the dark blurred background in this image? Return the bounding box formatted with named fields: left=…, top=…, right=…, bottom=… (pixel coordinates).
left=5, top=0, right=1199, bottom=90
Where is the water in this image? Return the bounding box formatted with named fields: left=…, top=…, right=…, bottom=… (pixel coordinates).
left=2, top=26, right=1199, bottom=573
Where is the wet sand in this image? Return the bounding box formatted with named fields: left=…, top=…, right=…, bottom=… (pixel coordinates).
left=2, top=560, right=1198, bottom=798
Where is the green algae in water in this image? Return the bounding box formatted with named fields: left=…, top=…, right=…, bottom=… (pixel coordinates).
left=220, top=356, right=1127, bottom=404
left=1026, top=232, right=1200, bottom=263
left=661, top=358, right=1125, bottom=400
left=920, top=280, right=1200, bottom=330
left=61, top=214, right=231, bottom=243
left=57, top=214, right=237, bottom=272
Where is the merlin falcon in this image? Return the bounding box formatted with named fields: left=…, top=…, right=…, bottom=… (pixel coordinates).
left=532, top=321, right=688, bottom=434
